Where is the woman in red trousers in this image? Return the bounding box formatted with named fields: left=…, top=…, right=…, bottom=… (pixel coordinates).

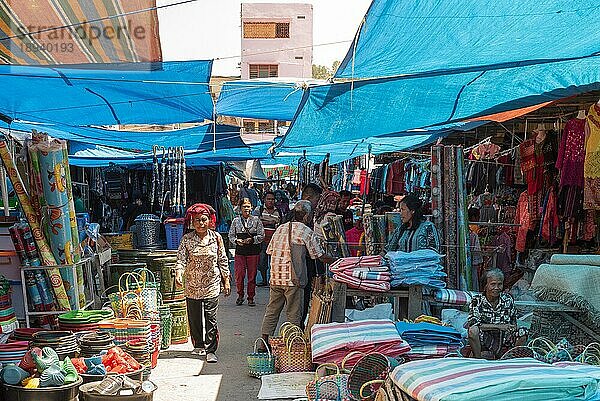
left=229, top=198, right=264, bottom=306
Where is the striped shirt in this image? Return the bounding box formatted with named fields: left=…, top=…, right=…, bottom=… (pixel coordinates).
left=266, top=222, right=324, bottom=287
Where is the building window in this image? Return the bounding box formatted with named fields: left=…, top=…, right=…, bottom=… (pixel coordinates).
left=294, top=56, right=303, bottom=60
left=297, top=16, right=306, bottom=19
left=243, top=121, right=256, bottom=133
left=243, top=22, right=289, bottom=39
left=275, top=23, right=289, bottom=38
left=249, top=64, right=278, bottom=79
left=258, top=121, right=275, bottom=134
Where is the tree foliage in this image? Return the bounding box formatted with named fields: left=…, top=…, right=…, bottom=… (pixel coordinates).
left=312, top=60, right=341, bottom=79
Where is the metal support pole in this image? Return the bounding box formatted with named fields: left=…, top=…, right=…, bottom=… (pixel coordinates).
left=0, top=166, right=9, bottom=216
left=72, top=264, right=80, bottom=311
left=361, top=144, right=372, bottom=216
left=20, top=268, right=29, bottom=327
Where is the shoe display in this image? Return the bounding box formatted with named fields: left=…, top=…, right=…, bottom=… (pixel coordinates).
left=206, top=353, right=218, bottom=363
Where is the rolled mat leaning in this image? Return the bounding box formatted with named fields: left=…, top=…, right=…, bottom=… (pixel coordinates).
left=60, top=143, right=84, bottom=307
left=456, top=146, right=472, bottom=291
left=29, top=138, right=83, bottom=310
left=0, top=139, right=71, bottom=310
left=363, top=213, right=376, bottom=256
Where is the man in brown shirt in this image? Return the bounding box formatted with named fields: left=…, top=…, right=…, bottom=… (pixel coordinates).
left=253, top=191, right=282, bottom=286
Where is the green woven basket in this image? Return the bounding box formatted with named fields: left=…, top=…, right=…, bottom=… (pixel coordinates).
left=160, top=312, right=173, bottom=349
left=247, top=337, right=275, bottom=378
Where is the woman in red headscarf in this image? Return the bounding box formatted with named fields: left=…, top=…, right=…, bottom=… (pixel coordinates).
left=175, top=203, right=231, bottom=363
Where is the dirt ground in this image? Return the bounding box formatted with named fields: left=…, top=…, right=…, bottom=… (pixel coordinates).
left=151, top=284, right=288, bottom=401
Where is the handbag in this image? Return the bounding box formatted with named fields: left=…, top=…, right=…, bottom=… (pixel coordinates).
left=347, top=353, right=400, bottom=401
left=306, top=363, right=350, bottom=401
left=269, top=322, right=303, bottom=354
left=235, top=217, right=261, bottom=255
left=132, top=268, right=159, bottom=317
left=247, top=337, right=275, bottom=378
left=278, top=335, right=312, bottom=373
left=270, top=323, right=305, bottom=372
left=118, top=273, right=144, bottom=320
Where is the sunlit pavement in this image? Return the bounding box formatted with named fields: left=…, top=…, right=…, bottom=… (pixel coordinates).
left=152, top=284, right=278, bottom=401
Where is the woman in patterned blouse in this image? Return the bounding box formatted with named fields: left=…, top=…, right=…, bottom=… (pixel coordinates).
left=384, top=194, right=440, bottom=253
left=176, top=203, right=231, bottom=363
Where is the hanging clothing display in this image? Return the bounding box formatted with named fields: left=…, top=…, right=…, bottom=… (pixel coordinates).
left=584, top=103, right=600, bottom=210
left=431, top=145, right=471, bottom=290
left=368, top=158, right=429, bottom=196
left=519, top=139, right=539, bottom=222
left=388, top=160, right=405, bottom=194
left=363, top=214, right=387, bottom=256
left=557, top=117, right=586, bottom=189
left=359, top=169, right=369, bottom=195
left=298, top=156, right=320, bottom=187
left=514, top=191, right=531, bottom=253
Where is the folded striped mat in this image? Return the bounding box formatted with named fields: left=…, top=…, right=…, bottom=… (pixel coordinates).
left=391, top=358, right=600, bottom=401
left=433, top=289, right=480, bottom=306
left=311, top=319, right=411, bottom=367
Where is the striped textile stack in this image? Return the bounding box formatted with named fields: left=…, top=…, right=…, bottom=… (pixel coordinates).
left=433, top=289, right=479, bottom=306
left=0, top=275, right=17, bottom=335
left=311, top=319, right=411, bottom=367
left=391, top=358, right=600, bottom=401
left=330, top=256, right=391, bottom=292
left=394, top=322, right=462, bottom=360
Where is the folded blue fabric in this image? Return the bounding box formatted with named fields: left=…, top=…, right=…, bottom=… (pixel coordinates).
left=391, top=270, right=447, bottom=279
left=391, top=278, right=446, bottom=289
left=390, top=264, right=444, bottom=274
left=396, top=321, right=461, bottom=336
left=399, top=323, right=455, bottom=334
left=386, top=249, right=444, bottom=264
left=387, top=251, right=446, bottom=289
left=395, top=322, right=462, bottom=347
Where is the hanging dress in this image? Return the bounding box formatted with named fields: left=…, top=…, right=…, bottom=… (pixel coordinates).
left=584, top=103, right=600, bottom=210
left=556, top=117, right=586, bottom=217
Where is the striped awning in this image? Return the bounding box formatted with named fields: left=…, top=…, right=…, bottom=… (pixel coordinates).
left=0, top=0, right=161, bottom=64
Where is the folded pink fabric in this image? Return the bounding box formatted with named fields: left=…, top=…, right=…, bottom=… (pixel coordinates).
left=333, top=272, right=391, bottom=292
left=311, top=320, right=411, bottom=367
left=350, top=270, right=391, bottom=280
left=406, top=345, right=460, bottom=360
left=329, top=256, right=384, bottom=273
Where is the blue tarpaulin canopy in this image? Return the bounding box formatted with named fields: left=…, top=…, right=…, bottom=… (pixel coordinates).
left=0, top=60, right=214, bottom=126
left=68, top=142, right=273, bottom=168
left=216, top=79, right=324, bottom=121
left=0, top=121, right=245, bottom=152
left=336, top=0, right=600, bottom=79
left=278, top=53, right=600, bottom=150
left=276, top=0, right=600, bottom=154
left=272, top=121, right=483, bottom=165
